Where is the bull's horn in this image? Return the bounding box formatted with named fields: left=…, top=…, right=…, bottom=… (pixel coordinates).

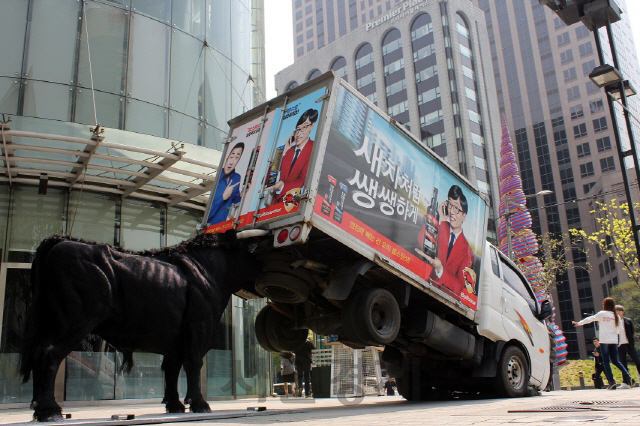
left=236, top=229, right=269, bottom=239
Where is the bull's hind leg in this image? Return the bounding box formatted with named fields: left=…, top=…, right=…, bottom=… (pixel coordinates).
left=162, top=357, right=185, bottom=413
left=183, top=352, right=210, bottom=413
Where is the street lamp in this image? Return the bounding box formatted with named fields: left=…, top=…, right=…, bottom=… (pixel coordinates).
left=589, top=65, right=637, bottom=100
left=503, top=190, right=553, bottom=260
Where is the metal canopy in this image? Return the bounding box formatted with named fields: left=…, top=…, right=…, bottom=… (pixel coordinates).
left=0, top=123, right=218, bottom=211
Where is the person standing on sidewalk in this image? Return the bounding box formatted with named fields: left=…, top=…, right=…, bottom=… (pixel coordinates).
left=592, top=338, right=605, bottom=389
left=294, top=339, right=316, bottom=397
left=616, top=304, right=640, bottom=383
left=573, top=297, right=635, bottom=389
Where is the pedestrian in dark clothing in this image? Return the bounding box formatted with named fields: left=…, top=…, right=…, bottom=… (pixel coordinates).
left=384, top=378, right=396, bottom=396
left=592, top=338, right=605, bottom=389
left=616, top=305, right=640, bottom=383
left=545, top=321, right=557, bottom=391
left=294, top=339, right=316, bottom=397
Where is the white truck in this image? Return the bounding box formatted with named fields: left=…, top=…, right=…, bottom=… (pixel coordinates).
left=205, top=72, right=552, bottom=399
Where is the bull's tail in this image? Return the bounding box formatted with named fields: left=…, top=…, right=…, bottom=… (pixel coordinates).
left=19, top=235, right=73, bottom=383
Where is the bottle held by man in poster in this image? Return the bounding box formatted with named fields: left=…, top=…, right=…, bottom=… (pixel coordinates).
left=333, top=182, right=348, bottom=223
left=321, top=175, right=337, bottom=216
left=422, top=188, right=439, bottom=260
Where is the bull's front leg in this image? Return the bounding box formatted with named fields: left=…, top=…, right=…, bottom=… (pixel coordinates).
left=183, top=352, right=210, bottom=413
left=161, top=357, right=185, bottom=413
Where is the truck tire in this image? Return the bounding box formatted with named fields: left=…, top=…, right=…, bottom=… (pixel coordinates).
left=255, top=272, right=310, bottom=303
left=255, top=305, right=307, bottom=352
left=342, top=288, right=400, bottom=346
left=255, top=306, right=279, bottom=352
left=494, top=345, right=529, bottom=398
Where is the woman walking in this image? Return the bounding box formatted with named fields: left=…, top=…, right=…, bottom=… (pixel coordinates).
left=573, top=297, right=635, bottom=389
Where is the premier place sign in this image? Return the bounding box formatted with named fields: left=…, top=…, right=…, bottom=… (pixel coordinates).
left=365, top=0, right=429, bottom=31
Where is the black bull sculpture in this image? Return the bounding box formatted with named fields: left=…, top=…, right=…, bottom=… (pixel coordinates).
left=19, top=232, right=260, bottom=421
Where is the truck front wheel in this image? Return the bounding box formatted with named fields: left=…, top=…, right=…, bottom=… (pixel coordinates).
left=342, top=288, right=400, bottom=346
left=494, top=345, right=529, bottom=398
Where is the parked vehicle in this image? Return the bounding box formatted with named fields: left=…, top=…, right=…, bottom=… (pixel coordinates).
left=204, top=72, right=553, bottom=399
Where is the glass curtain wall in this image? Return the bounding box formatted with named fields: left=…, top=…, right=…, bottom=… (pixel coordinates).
left=355, top=43, right=377, bottom=104
left=331, top=57, right=348, bottom=82
left=439, top=2, right=467, bottom=177
left=411, top=13, right=444, bottom=151
left=454, top=13, right=491, bottom=198
left=382, top=29, right=409, bottom=126
left=0, top=0, right=266, bottom=150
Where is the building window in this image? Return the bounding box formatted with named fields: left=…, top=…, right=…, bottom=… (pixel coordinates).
left=296, top=22, right=303, bottom=32
left=582, top=59, right=596, bottom=76
left=580, top=162, right=595, bottom=178
left=296, top=10, right=303, bottom=19
left=586, top=81, right=600, bottom=94
left=596, top=136, right=612, bottom=152
left=600, top=156, right=616, bottom=172
left=567, top=86, right=580, bottom=101
left=331, top=56, right=348, bottom=82
left=573, top=123, right=587, bottom=138
left=554, top=17, right=566, bottom=28
left=564, top=187, right=577, bottom=202
left=561, top=49, right=574, bottom=64
left=557, top=148, right=571, bottom=165
left=577, top=142, right=590, bottom=158
left=576, top=25, right=590, bottom=39
left=560, top=168, right=574, bottom=184
left=593, top=117, right=607, bottom=133
left=590, top=98, right=604, bottom=113
left=570, top=104, right=583, bottom=119
left=583, top=182, right=595, bottom=194
left=564, top=67, right=577, bottom=82
left=579, top=41, right=593, bottom=57
left=557, top=31, right=570, bottom=46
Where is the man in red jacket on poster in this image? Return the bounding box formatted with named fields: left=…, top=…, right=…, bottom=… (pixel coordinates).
left=418, top=185, right=474, bottom=298
left=266, top=108, right=318, bottom=205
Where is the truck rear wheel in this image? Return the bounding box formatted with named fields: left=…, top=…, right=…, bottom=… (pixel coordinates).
left=255, top=305, right=307, bottom=352
left=255, top=272, right=310, bottom=303
left=494, top=345, right=529, bottom=398
left=342, top=288, right=400, bottom=346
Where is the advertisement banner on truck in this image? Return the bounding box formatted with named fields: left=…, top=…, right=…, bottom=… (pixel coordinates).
left=205, top=87, right=326, bottom=233
left=313, top=87, right=486, bottom=310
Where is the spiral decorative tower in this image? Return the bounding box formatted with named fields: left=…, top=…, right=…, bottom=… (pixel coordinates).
left=497, top=115, right=567, bottom=364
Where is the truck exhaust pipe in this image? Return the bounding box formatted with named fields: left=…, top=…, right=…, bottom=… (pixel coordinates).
left=405, top=310, right=475, bottom=360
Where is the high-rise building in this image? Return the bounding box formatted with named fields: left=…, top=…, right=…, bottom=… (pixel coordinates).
left=278, top=0, right=503, bottom=240
left=476, top=0, right=640, bottom=359
left=0, top=0, right=269, bottom=407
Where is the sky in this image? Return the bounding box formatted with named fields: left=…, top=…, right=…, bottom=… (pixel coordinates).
left=264, top=0, right=640, bottom=99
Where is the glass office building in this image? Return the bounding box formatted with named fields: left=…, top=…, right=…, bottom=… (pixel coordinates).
left=0, top=0, right=270, bottom=406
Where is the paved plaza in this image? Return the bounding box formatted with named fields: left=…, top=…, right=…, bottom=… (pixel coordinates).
left=0, top=388, right=639, bottom=426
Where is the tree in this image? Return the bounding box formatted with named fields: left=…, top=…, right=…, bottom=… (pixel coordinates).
left=517, top=232, right=588, bottom=294
left=569, top=199, right=640, bottom=289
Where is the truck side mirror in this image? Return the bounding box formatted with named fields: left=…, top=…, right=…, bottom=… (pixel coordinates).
left=538, top=300, right=553, bottom=321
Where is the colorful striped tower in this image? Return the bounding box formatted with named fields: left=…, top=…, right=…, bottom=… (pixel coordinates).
left=497, top=115, right=567, bottom=364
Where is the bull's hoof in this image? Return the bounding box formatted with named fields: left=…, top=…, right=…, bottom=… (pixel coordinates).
left=34, top=408, right=63, bottom=422
left=165, top=399, right=186, bottom=414
left=189, top=399, right=211, bottom=413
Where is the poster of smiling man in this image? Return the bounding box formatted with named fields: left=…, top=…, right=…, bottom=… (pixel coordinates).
left=313, top=87, right=486, bottom=310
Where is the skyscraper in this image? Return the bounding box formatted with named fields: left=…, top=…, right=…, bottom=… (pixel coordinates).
left=277, top=0, right=503, bottom=240
left=476, top=0, right=640, bottom=359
